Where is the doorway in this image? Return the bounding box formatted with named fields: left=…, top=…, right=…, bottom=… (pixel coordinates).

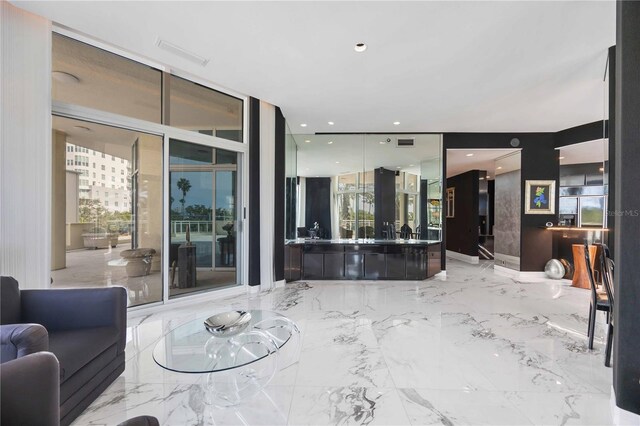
left=445, top=149, right=521, bottom=268
left=168, top=139, right=239, bottom=297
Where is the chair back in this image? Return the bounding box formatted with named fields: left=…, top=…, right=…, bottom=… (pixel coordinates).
left=599, top=243, right=615, bottom=313
left=583, top=242, right=598, bottom=303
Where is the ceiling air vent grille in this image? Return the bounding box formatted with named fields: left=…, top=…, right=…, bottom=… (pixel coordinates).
left=156, top=39, right=209, bottom=67
left=397, top=138, right=415, bottom=147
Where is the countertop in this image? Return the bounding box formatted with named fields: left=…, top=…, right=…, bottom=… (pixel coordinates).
left=286, top=238, right=441, bottom=245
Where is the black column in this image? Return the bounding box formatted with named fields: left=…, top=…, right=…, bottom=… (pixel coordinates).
left=374, top=168, right=396, bottom=238
left=607, top=45, right=616, bottom=260
left=248, top=98, right=261, bottom=287
left=613, top=0, right=640, bottom=415
left=274, top=107, right=285, bottom=282
left=305, top=178, right=332, bottom=239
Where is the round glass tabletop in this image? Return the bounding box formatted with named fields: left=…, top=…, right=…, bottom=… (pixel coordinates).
left=152, top=310, right=295, bottom=374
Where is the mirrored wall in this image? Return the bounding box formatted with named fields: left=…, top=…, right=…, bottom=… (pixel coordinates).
left=284, top=132, right=443, bottom=242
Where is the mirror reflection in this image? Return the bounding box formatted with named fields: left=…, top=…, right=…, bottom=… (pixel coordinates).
left=285, top=133, right=442, bottom=242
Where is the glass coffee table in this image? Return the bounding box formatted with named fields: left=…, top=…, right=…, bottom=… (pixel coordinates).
left=153, top=310, right=299, bottom=406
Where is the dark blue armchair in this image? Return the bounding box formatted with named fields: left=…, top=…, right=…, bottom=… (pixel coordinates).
left=0, top=276, right=127, bottom=426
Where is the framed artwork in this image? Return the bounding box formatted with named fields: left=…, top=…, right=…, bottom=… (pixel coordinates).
left=446, top=187, right=455, bottom=218
left=525, top=180, right=556, bottom=214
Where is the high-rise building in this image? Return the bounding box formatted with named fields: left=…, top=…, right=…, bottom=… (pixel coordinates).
left=64, top=143, right=131, bottom=213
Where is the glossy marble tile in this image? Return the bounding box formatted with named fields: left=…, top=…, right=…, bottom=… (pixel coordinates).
left=71, top=259, right=614, bottom=425
left=398, top=388, right=533, bottom=425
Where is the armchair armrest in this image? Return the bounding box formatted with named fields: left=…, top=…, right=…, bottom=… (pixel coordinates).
left=21, top=287, right=127, bottom=352
left=0, top=351, right=60, bottom=426
left=0, top=323, right=48, bottom=363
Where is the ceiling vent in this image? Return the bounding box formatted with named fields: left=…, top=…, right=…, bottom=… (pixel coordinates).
left=397, top=138, right=415, bottom=148
left=156, top=39, right=209, bottom=67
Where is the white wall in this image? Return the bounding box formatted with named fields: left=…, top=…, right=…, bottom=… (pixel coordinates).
left=0, top=1, right=52, bottom=288
left=259, top=101, right=276, bottom=291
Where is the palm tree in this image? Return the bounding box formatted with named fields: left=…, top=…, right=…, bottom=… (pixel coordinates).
left=176, top=178, right=191, bottom=215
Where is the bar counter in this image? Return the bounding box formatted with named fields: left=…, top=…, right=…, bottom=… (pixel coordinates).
left=285, top=239, right=442, bottom=281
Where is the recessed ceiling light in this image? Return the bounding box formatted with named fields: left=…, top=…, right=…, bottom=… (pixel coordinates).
left=379, top=141, right=386, bottom=144
left=354, top=43, right=367, bottom=53
left=466, top=153, right=474, bottom=157
left=479, top=177, right=485, bottom=180
left=486, top=176, right=491, bottom=179
left=393, top=121, right=400, bottom=126
left=73, top=125, right=91, bottom=132
left=497, top=166, right=503, bottom=170
left=304, top=140, right=311, bottom=143
left=328, top=141, right=333, bottom=145
left=52, top=71, right=80, bottom=84
left=328, top=121, right=334, bottom=125
left=335, top=161, right=340, bottom=164
left=409, top=164, right=414, bottom=167
left=396, top=166, right=401, bottom=169
left=300, top=123, right=307, bottom=127
left=559, top=156, right=565, bottom=160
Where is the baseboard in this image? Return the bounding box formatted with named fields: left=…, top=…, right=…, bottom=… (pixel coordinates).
left=434, top=270, right=447, bottom=277
left=446, top=250, right=479, bottom=264
left=518, top=271, right=547, bottom=279
left=493, top=264, right=520, bottom=278
left=274, top=279, right=286, bottom=288
left=611, top=387, right=640, bottom=425
left=494, top=253, right=520, bottom=271
left=248, top=285, right=261, bottom=294
left=494, top=265, right=570, bottom=282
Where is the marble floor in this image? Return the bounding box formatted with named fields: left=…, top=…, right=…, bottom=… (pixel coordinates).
left=73, top=259, right=617, bottom=426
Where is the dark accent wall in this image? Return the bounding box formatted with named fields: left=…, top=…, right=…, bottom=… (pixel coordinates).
left=374, top=168, right=396, bottom=238
left=305, top=178, right=332, bottom=239
left=607, top=45, right=616, bottom=261
left=554, top=120, right=607, bottom=148
left=443, top=133, right=558, bottom=271
left=419, top=179, right=429, bottom=240
left=613, top=0, right=640, bottom=414
left=488, top=179, right=495, bottom=235
left=248, top=97, right=261, bottom=287
left=274, top=107, right=285, bottom=282
left=285, top=178, right=297, bottom=239
left=446, top=170, right=479, bottom=257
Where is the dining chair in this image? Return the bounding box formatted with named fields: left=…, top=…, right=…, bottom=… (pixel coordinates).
left=599, top=243, right=615, bottom=367
left=584, top=241, right=611, bottom=350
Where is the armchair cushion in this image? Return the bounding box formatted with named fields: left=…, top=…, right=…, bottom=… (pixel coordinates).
left=1, top=323, right=48, bottom=363
left=0, top=276, right=21, bottom=325
left=49, top=326, right=120, bottom=383
left=0, top=351, right=60, bottom=426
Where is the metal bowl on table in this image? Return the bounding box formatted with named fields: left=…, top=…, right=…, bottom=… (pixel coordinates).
left=204, top=311, right=252, bottom=337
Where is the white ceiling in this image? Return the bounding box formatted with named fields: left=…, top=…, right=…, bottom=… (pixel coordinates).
left=15, top=1, right=615, bottom=134
left=446, top=149, right=520, bottom=179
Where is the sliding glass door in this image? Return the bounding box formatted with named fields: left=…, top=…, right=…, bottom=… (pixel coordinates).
left=168, top=139, right=238, bottom=298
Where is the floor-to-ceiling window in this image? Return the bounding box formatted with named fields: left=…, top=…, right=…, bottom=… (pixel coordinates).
left=51, top=117, right=164, bottom=306
left=168, top=139, right=238, bottom=297
left=50, top=32, right=246, bottom=307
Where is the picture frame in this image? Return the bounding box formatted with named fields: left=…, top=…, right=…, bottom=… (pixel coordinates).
left=524, top=180, right=556, bottom=214
left=446, top=187, right=455, bottom=218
